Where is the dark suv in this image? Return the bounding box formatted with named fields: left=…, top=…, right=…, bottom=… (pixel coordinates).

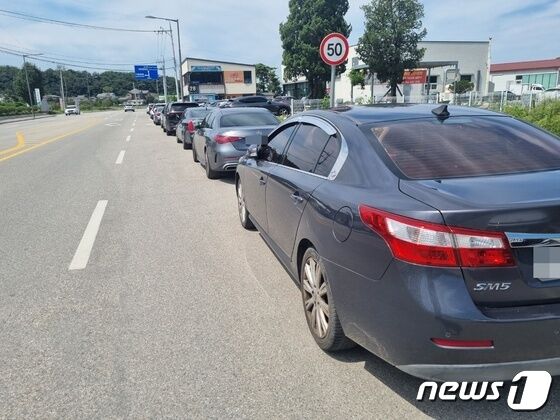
left=227, top=96, right=290, bottom=116
left=162, top=102, right=199, bottom=135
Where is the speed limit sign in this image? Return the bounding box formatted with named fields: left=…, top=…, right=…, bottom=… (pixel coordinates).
left=320, top=33, right=349, bottom=66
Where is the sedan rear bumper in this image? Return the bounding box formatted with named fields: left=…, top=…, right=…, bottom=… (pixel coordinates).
left=399, top=356, right=560, bottom=381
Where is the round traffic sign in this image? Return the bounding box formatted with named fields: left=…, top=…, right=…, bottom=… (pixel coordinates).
left=320, top=33, right=349, bottom=66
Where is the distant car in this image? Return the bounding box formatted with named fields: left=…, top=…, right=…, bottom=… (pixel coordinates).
left=176, top=107, right=211, bottom=150
left=192, top=107, right=279, bottom=179
left=227, top=95, right=291, bottom=116
left=152, top=105, right=165, bottom=125
left=150, top=102, right=165, bottom=120
left=162, top=102, right=199, bottom=135
left=64, top=105, right=80, bottom=116
left=543, top=86, right=560, bottom=100
left=124, top=104, right=135, bottom=112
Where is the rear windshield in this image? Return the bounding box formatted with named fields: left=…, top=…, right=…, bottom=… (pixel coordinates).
left=171, top=103, right=197, bottom=112
left=367, top=116, right=560, bottom=179
left=187, top=108, right=210, bottom=118
left=220, top=112, right=278, bottom=128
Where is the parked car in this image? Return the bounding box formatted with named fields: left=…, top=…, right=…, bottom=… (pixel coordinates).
left=124, top=104, right=135, bottom=112
left=176, top=107, right=211, bottom=149
left=162, top=102, right=199, bottom=135
left=150, top=102, right=165, bottom=120
left=160, top=103, right=172, bottom=131
left=192, top=107, right=279, bottom=179
left=64, top=105, right=80, bottom=115
left=235, top=104, right=560, bottom=381
left=152, top=105, right=165, bottom=125
left=146, top=103, right=154, bottom=114
left=543, top=86, right=560, bottom=100
left=226, top=95, right=291, bottom=116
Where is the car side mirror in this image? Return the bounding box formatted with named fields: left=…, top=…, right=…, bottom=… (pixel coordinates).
left=245, top=134, right=268, bottom=146
left=248, top=144, right=258, bottom=158
left=195, top=122, right=203, bottom=129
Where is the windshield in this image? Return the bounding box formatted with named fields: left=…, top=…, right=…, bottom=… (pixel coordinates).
left=367, top=116, right=560, bottom=179
left=187, top=108, right=210, bottom=119
left=220, top=112, right=278, bottom=128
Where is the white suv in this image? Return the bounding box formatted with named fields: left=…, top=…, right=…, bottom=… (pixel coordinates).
left=64, top=105, right=80, bottom=115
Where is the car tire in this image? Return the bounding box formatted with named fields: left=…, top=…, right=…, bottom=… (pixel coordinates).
left=205, top=151, right=220, bottom=179
left=280, top=107, right=290, bottom=116
left=300, top=247, right=355, bottom=352
left=236, top=179, right=255, bottom=230
left=166, top=129, right=173, bottom=136
left=183, top=140, right=191, bottom=150
left=192, top=145, right=199, bottom=162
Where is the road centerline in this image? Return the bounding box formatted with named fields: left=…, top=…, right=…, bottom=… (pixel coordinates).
left=126, top=135, right=131, bottom=142
left=68, top=200, right=108, bottom=270
left=115, top=150, right=126, bottom=164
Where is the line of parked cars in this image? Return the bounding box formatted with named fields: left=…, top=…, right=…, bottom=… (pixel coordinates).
left=148, top=100, right=560, bottom=382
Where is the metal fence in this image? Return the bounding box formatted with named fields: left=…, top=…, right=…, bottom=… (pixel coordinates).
left=289, top=91, right=560, bottom=116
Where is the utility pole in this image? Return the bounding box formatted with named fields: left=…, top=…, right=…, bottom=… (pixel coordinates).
left=161, top=63, right=168, bottom=103
left=167, top=22, right=180, bottom=101
left=21, top=53, right=43, bottom=119
left=146, top=15, right=184, bottom=101
left=59, top=66, right=66, bottom=110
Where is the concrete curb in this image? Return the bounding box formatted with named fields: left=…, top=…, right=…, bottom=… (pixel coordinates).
left=0, top=114, right=57, bottom=125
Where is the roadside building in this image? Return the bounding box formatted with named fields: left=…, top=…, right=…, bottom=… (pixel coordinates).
left=282, top=40, right=490, bottom=102
left=489, top=58, right=560, bottom=92
left=181, top=57, right=256, bottom=102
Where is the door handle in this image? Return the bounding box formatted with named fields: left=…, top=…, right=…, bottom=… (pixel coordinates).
left=290, top=192, right=304, bottom=203
left=259, top=177, right=266, bottom=185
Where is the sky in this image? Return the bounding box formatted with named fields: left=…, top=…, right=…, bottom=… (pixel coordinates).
left=0, top=0, right=559, bottom=75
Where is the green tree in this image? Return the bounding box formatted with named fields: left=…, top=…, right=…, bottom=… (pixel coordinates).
left=13, top=62, right=43, bottom=104
left=280, top=0, right=351, bottom=98
left=255, top=63, right=281, bottom=95
left=0, top=65, right=20, bottom=100
left=448, top=79, right=474, bottom=94
left=348, top=68, right=366, bottom=102
left=357, top=0, right=426, bottom=98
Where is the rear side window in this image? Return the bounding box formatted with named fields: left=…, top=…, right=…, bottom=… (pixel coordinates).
left=283, top=124, right=331, bottom=173
left=368, top=116, right=560, bottom=179
left=171, top=103, right=193, bottom=112
left=220, top=112, right=278, bottom=127
left=314, top=136, right=341, bottom=177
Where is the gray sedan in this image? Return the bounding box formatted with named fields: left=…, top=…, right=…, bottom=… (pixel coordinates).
left=192, top=108, right=279, bottom=179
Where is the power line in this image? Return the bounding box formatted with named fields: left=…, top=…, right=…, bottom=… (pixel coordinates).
left=0, top=8, right=159, bottom=33
left=0, top=46, right=174, bottom=72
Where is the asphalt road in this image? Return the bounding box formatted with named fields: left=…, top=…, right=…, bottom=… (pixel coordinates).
left=1, top=111, right=559, bottom=418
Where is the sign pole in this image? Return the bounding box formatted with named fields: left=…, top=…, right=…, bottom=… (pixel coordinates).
left=319, top=33, right=349, bottom=109
left=330, top=65, right=336, bottom=108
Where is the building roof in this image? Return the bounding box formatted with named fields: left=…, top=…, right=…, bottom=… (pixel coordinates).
left=490, top=58, right=560, bottom=73
left=182, top=56, right=255, bottom=68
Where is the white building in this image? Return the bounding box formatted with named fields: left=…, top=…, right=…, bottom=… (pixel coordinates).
left=282, top=40, right=490, bottom=102
left=490, top=58, right=560, bottom=92
left=181, top=57, right=256, bottom=102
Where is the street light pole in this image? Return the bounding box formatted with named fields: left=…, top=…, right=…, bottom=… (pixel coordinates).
left=146, top=15, right=184, bottom=101
left=167, top=21, right=180, bottom=101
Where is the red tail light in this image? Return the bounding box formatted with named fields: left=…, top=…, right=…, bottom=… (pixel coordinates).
left=214, top=134, right=243, bottom=144
left=358, top=205, right=515, bottom=268
left=431, top=338, right=494, bottom=349
left=187, top=120, right=195, bottom=133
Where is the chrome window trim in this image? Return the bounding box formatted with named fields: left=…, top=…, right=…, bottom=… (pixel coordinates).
left=267, top=115, right=348, bottom=181
left=505, top=232, right=560, bottom=248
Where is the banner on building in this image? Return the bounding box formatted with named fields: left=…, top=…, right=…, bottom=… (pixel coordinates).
left=224, top=71, right=244, bottom=83
left=403, top=69, right=427, bottom=85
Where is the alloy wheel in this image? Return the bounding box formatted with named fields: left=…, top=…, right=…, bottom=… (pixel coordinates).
left=302, top=256, right=329, bottom=338
left=237, top=182, right=247, bottom=223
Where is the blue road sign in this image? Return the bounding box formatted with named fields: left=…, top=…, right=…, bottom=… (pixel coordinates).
left=134, top=65, right=159, bottom=80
